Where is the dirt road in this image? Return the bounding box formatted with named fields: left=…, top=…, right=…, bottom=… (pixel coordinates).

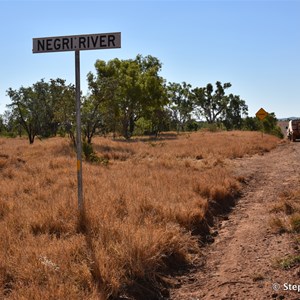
left=170, top=141, right=300, bottom=300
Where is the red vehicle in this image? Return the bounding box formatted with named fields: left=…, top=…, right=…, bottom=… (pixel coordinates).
left=287, top=119, right=300, bottom=141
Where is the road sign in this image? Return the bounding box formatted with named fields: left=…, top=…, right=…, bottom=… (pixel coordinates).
left=256, top=108, right=268, bottom=121
left=33, top=32, right=121, bottom=53
left=33, top=32, right=121, bottom=212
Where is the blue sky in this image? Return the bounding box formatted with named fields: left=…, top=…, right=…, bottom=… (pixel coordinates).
left=0, top=0, right=299, bottom=118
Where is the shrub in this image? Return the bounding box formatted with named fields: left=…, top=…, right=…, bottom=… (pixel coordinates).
left=82, top=141, right=108, bottom=165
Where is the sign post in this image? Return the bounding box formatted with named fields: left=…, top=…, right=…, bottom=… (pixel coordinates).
left=33, top=32, right=121, bottom=211
left=75, top=50, right=83, bottom=210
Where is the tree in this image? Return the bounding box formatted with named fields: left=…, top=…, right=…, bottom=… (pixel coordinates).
left=87, top=55, right=167, bottom=139
left=1, top=109, right=24, bottom=137
left=147, top=108, right=172, bottom=136
left=241, top=113, right=283, bottom=139
left=7, top=86, right=40, bottom=144
left=192, top=81, right=232, bottom=123
left=167, top=82, right=194, bottom=132
left=7, top=79, right=75, bottom=144
left=261, top=113, right=283, bottom=138
left=192, top=81, right=248, bottom=128
left=0, top=114, right=4, bottom=134
left=242, top=116, right=261, bottom=131
left=221, top=94, right=248, bottom=130
left=50, top=79, right=76, bottom=143
left=85, top=74, right=119, bottom=142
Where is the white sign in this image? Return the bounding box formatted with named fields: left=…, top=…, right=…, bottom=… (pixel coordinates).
left=33, top=32, right=121, bottom=53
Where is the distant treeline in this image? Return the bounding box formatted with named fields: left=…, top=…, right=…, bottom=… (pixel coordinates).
left=0, top=55, right=283, bottom=144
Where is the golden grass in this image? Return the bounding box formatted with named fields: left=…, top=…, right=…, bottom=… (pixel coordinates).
left=269, top=188, right=300, bottom=271
left=0, top=131, right=279, bottom=299
left=269, top=188, right=300, bottom=233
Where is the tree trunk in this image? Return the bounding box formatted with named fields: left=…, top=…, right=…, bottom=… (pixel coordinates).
left=87, top=135, right=92, bottom=144
left=122, top=118, right=130, bottom=139
left=129, top=115, right=135, bottom=137
left=29, top=133, right=35, bottom=144
left=69, top=131, right=76, bottom=148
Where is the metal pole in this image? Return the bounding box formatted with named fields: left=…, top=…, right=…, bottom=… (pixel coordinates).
left=75, top=50, right=83, bottom=210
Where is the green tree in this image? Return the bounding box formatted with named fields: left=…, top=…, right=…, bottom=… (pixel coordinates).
left=0, top=114, right=4, bottom=134
left=242, top=116, right=261, bottom=131
left=242, top=113, right=283, bottom=139
left=192, top=81, right=232, bottom=123
left=148, top=108, right=172, bottom=136
left=85, top=74, right=119, bottom=141
left=50, top=78, right=76, bottom=137
left=7, top=86, right=40, bottom=144
left=261, top=113, right=283, bottom=138
left=7, top=79, right=75, bottom=144
left=192, top=81, right=248, bottom=129
left=222, top=94, right=248, bottom=130
left=50, top=79, right=76, bottom=143
left=167, top=82, right=194, bottom=132
left=87, top=55, right=167, bottom=139
left=1, top=109, right=24, bottom=137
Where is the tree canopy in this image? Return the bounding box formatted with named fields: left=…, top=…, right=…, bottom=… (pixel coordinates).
left=87, top=54, right=167, bottom=139
left=2, top=54, right=283, bottom=144
left=6, top=79, right=75, bottom=144
left=192, top=81, right=246, bottom=123
left=167, top=82, right=193, bottom=132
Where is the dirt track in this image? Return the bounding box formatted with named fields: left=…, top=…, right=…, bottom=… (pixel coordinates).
left=170, top=141, right=300, bottom=300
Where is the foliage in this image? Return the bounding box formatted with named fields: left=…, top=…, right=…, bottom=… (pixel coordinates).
left=82, top=141, right=109, bottom=165
left=192, top=81, right=228, bottom=123
left=222, top=94, right=248, bottom=130
left=201, top=122, right=226, bottom=132
left=243, top=113, right=284, bottom=139
left=3, top=55, right=285, bottom=141
left=6, top=86, right=39, bottom=143
left=0, top=115, right=4, bottom=133
left=167, top=82, right=194, bottom=132
left=84, top=74, right=118, bottom=142
left=185, top=119, right=200, bottom=131
left=192, top=81, right=248, bottom=128
left=133, top=117, right=152, bottom=136
left=0, top=110, right=23, bottom=138
left=50, top=79, right=76, bottom=141
left=6, top=79, right=75, bottom=144
left=242, top=117, right=262, bottom=131
left=260, top=113, right=284, bottom=139
left=87, top=55, right=168, bottom=139
left=238, top=114, right=284, bottom=139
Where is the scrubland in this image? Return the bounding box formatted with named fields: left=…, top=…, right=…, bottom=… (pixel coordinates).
left=0, top=131, right=280, bottom=299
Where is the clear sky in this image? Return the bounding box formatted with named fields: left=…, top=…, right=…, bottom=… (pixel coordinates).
left=0, top=0, right=299, bottom=118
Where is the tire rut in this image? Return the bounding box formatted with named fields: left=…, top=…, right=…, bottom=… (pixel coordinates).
left=170, top=142, right=300, bottom=300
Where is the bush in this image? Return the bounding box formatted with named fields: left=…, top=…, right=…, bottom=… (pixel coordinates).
left=82, top=141, right=109, bottom=165
left=201, top=122, right=226, bottom=132
left=270, top=126, right=284, bottom=139
left=82, top=142, right=94, bottom=159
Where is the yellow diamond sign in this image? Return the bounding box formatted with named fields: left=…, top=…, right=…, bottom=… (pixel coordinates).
left=256, top=108, right=268, bottom=121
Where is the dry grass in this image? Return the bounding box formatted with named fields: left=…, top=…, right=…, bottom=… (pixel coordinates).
left=0, top=131, right=280, bottom=299
left=269, top=188, right=300, bottom=270
left=269, top=188, right=300, bottom=234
